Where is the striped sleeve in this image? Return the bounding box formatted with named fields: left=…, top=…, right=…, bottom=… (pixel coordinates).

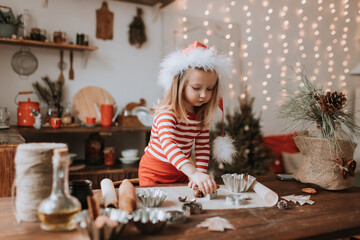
left=155, top=112, right=191, bottom=170
left=195, top=127, right=210, bottom=173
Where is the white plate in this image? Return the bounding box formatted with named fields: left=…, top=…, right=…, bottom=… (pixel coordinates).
left=137, top=111, right=154, bottom=127
left=131, top=106, right=149, bottom=116
left=0, top=125, right=10, bottom=130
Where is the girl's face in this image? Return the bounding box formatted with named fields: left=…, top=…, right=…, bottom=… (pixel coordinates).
left=183, top=68, right=218, bottom=113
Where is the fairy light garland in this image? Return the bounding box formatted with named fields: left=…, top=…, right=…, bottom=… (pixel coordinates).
left=224, top=0, right=238, bottom=101
left=339, top=0, right=351, bottom=94
left=241, top=2, right=253, bottom=100
left=311, top=0, right=323, bottom=84
left=295, top=1, right=307, bottom=89
left=261, top=0, right=272, bottom=111
left=174, top=0, right=359, bottom=118
left=324, top=2, right=337, bottom=93
left=279, top=5, right=289, bottom=99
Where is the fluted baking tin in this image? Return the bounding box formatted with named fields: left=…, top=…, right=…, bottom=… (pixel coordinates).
left=137, top=189, right=167, bottom=208
left=221, top=173, right=256, bottom=193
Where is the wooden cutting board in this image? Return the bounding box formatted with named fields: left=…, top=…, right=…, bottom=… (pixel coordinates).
left=72, top=86, right=114, bottom=123
left=96, top=1, right=114, bottom=40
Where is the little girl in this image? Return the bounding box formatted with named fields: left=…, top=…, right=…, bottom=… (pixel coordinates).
left=139, top=41, right=233, bottom=195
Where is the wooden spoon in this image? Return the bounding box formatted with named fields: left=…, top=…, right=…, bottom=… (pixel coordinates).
left=58, top=49, right=65, bottom=84
left=69, top=50, right=74, bottom=80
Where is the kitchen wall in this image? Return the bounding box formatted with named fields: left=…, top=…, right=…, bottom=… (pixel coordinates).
left=1, top=0, right=360, bottom=137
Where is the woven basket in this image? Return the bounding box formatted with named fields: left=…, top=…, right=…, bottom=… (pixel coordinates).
left=293, top=135, right=356, bottom=190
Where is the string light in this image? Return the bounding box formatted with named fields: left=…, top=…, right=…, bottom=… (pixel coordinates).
left=175, top=0, right=358, bottom=120
left=279, top=2, right=289, bottom=98
left=242, top=2, right=253, bottom=91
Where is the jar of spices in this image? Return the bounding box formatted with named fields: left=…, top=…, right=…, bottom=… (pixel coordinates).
left=104, top=147, right=115, bottom=166
left=85, top=133, right=104, bottom=165
left=53, top=31, right=62, bottom=43
left=30, top=28, right=41, bottom=41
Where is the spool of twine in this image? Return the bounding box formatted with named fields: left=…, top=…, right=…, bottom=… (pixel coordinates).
left=13, top=143, right=67, bottom=222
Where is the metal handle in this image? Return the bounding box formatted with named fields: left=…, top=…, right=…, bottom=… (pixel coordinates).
left=18, top=91, right=33, bottom=95
left=14, top=91, right=34, bottom=105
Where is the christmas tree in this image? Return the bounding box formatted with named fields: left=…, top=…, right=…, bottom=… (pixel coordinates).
left=209, top=91, right=275, bottom=178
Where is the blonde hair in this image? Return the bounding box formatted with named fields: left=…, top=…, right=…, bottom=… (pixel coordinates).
left=154, top=68, right=220, bottom=128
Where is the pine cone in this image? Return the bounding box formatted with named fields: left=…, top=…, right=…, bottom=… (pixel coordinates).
left=317, top=91, right=346, bottom=115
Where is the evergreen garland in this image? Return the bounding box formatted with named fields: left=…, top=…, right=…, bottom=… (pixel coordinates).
left=209, top=92, right=275, bottom=179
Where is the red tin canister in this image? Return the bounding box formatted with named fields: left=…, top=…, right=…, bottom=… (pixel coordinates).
left=15, top=91, right=40, bottom=126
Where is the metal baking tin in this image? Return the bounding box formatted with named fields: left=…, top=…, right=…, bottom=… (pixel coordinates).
left=132, top=208, right=169, bottom=234
left=221, top=173, right=256, bottom=193
left=75, top=208, right=131, bottom=240
left=225, top=194, right=248, bottom=206
left=137, top=189, right=167, bottom=208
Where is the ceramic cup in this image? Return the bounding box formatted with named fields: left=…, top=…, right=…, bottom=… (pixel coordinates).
left=86, top=117, right=96, bottom=125
left=50, top=117, right=61, bottom=129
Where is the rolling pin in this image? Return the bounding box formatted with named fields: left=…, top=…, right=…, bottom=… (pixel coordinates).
left=100, top=178, right=118, bottom=208
left=118, top=179, right=137, bottom=213
left=113, top=178, right=139, bottom=186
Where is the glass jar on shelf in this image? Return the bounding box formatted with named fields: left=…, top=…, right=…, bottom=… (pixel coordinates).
left=61, top=102, right=72, bottom=126
left=38, top=148, right=81, bottom=231
left=85, top=133, right=104, bottom=165
left=46, top=102, right=59, bottom=123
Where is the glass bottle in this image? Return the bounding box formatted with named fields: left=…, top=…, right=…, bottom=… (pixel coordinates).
left=38, top=148, right=81, bottom=231
left=22, top=9, right=32, bottom=39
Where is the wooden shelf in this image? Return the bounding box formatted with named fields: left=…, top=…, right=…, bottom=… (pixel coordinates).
left=115, top=0, right=174, bottom=8
left=0, top=37, right=98, bottom=51
left=15, top=125, right=151, bottom=134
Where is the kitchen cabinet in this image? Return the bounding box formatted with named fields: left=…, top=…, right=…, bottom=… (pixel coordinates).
left=16, top=126, right=150, bottom=190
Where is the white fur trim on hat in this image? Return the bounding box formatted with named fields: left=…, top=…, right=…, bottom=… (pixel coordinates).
left=158, top=45, right=232, bottom=95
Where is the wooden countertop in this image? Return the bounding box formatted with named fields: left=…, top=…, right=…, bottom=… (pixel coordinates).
left=0, top=129, right=25, bottom=145
left=1, top=175, right=360, bottom=239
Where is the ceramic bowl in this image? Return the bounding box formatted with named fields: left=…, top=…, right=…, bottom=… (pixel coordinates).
left=119, top=157, right=139, bottom=165
left=221, top=173, right=256, bottom=193
left=121, top=149, right=139, bottom=158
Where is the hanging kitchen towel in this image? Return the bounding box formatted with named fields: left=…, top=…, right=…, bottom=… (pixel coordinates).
left=96, top=1, right=114, bottom=40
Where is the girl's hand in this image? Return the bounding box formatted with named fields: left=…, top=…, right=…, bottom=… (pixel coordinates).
left=189, top=171, right=217, bottom=195
left=188, top=179, right=196, bottom=189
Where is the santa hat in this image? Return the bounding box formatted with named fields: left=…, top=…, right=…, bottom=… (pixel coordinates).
left=158, top=41, right=232, bottom=96
left=157, top=41, right=237, bottom=164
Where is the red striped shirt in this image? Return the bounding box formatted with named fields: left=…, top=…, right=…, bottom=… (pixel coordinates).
left=144, top=110, right=210, bottom=173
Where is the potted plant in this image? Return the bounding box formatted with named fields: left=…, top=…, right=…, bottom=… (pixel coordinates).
left=0, top=6, right=22, bottom=38
left=279, top=66, right=359, bottom=190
